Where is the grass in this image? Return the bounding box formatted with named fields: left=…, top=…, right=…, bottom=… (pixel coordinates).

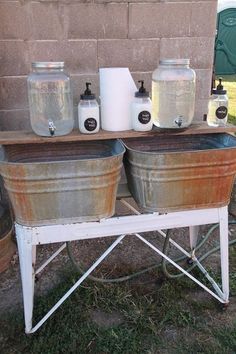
left=216, top=75, right=236, bottom=124
left=0, top=271, right=192, bottom=354
left=1, top=241, right=236, bottom=354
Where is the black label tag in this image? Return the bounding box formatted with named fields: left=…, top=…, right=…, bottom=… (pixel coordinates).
left=138, top=111, right=151, bottom=124
left=84, top=118, right=97, bottom=131
left=216, top=106, right=228, bottom=119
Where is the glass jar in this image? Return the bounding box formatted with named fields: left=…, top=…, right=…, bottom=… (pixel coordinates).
left=207, top=94, right=228, bottom=127
left=78, top=82, right=100, bottom=134
left=27, top=62, right=74, bottom=137
left=152, top=59, right=196, bottom=129
left=207, top=79, right=228, bottom=127
left=131, top=80, right=152, bottom=132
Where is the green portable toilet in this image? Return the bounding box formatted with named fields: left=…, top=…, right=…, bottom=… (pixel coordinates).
left=215, top=2, right=236, bottom=75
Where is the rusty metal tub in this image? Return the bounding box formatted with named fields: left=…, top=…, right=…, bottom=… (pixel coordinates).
left=0, top=140, right=125, bottom=226
left=123, top=133, right=236, bottom=212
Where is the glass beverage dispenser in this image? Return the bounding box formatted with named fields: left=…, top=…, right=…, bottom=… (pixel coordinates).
left=152, top=59, right=196, bottom=129
left=27, top=62, right=74, bottom=137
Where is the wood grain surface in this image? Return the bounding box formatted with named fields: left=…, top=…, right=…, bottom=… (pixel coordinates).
left=0, top=122, right=235, bottom=145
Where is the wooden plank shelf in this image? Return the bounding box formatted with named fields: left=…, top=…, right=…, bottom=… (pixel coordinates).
left=0, top=122, right=236, bottom=145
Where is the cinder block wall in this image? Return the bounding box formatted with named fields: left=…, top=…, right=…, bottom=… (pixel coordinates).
left=0, top=0, right=217, bottom=131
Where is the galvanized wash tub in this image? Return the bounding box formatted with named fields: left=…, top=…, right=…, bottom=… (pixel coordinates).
left=123, top=133, right=236, bottom=212
left=0, top=140, right=125, bottom=226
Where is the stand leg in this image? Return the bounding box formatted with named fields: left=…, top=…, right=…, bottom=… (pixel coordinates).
left=16, top=225, right=35, bottom=333
left=32, top=245, right=36, bottom=268
left=189, top=226, right=199, bottom=250
left=219, top=206, right=229, bottom=303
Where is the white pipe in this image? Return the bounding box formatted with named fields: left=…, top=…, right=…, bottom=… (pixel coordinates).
left=120, top=199, right=191, bottom=257
left=194, top=258, right=224, bottom=299
left=28, top=234, right=126, bottom=333
left=119, top=199, right=141, bottom=215
left=35, top=243, right=67, bottom=276
left=135, top=233, right=226, bottom=304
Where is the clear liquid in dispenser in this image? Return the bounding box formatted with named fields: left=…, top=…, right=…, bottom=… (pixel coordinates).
left=28, top=62, right=74, bottom=137
left=29, top=90, right=73, bottom=137
left=152, top=80, right=195, bottom=129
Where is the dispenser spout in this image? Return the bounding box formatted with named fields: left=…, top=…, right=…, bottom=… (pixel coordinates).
left=48, top=120, right=56, bottom=136
left=174, top=116, right=183, bottom=128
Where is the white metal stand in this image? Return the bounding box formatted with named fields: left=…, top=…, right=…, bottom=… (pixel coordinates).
left=16, top=204, right=229, bottom=334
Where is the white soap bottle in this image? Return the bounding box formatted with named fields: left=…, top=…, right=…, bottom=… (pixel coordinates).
left=78, top=82, right=100, bottom=134
left=131, top=80, right=152, bottom=131
left=207, top=78, right=228, bottom=127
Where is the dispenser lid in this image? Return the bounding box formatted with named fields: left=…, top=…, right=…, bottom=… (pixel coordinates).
left=135, top=80, right=149, bottom=97
left=212, top=78, right=227, bottom=95
left=159, top=59, right=190, bottom=65
left=81, top=82, right=96, bottom=100
left=32, top=62, right=64, bottom=69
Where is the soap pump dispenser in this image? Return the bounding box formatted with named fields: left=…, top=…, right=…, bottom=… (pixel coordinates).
left=131, top=80, right=152, bottom=131
left=78, top=82, right=100, bottom=134
left=207, top=78, right=228, bottom=127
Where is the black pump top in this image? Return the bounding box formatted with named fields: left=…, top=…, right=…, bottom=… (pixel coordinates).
left=81, top=82, right=96, bottom=100
left=212, top=78, right=227, bottom=95
left=135, top=80, right=149, bottom=97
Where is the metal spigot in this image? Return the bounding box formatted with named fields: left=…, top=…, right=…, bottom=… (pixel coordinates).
left=174, top=116, right=183, bottom=128
left=48, top=120, right=56, bottom=136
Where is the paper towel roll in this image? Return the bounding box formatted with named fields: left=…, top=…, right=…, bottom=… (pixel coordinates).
left=99, top=68, right=137, bottom=131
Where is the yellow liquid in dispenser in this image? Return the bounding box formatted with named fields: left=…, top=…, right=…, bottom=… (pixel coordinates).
left=152, top=80, right=195, bottom=129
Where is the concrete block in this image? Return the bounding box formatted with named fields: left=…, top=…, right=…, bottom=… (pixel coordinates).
left=66, top=3, right=128, bottom=39
left=0, top=77, right=28, bottom=110
left=165, top=0, right=217, bottom=2
left=131, top=72, right=152, bottom=94
left=191, top=1, right=217, bottom=37
left=0, top=110, right=31, bottom=131
left=194, top=98, right=210, bottom=122
left=30, top=2, right=64, bottom=40
left=195, top=69, right=212, bottom=100
left=71, top=74, right=99, bottom=107
left=0, top=41, right=30, bottom=77
left=160, top=37, right=215, bottom=69
left=132, top=70, right=213, bottom=102
left=98, top=39, right=160, bottom=72
left=96, top=0, right=159, bottom=2
left=0, top=2, right=31, bottom=40
left=29, top=40, right=97, bottom=74
left=129, top=3, right=191, bottom=39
